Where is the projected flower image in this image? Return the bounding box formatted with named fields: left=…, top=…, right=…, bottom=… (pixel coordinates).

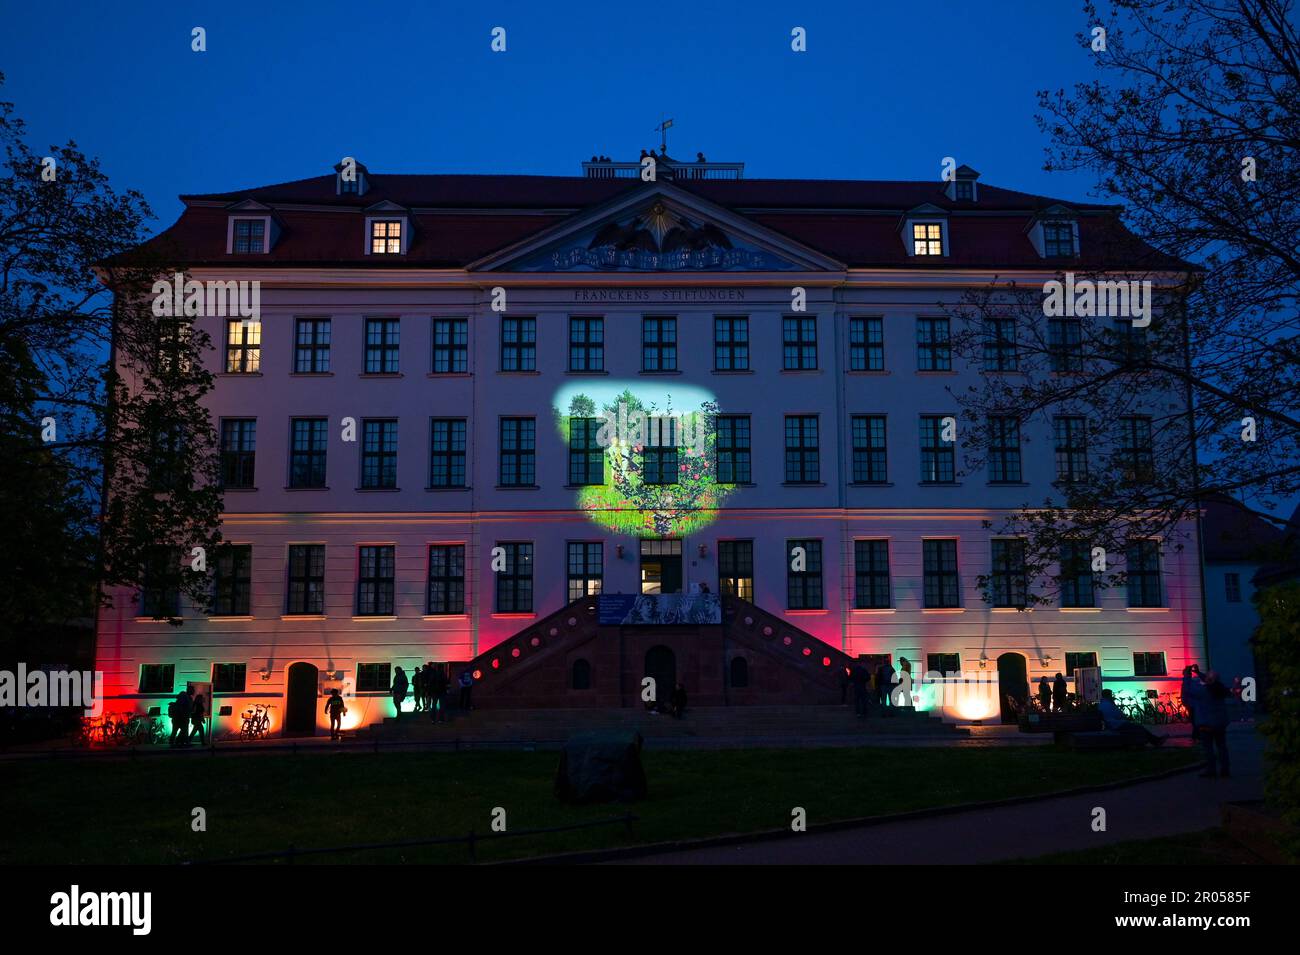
left=552, top=382, right=734, bottom=536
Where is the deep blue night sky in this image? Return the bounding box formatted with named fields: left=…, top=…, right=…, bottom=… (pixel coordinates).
left=2, top=0, right=1106, bottom=227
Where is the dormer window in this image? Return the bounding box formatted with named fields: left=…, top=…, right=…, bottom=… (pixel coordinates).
left=370, top=219, right=403, bottom=255
left=1043, top=221, right=1076, bottom=257
left=233, top=218, right=265, bottom=253
left=912, top=222, right=944, bottom=256
left=335, top=158, right=369, bottom=197
left=954, top=180, right=973, bottom=201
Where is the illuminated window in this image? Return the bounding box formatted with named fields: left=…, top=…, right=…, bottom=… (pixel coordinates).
left=294, top=317, right=331, bottom=373
left=919, top=415, right=956, bottom=484
left=429, top=418, right=466, bottom=488
left=849, top=317, right=884, bottom=371
left=360, top=419, right=398, bottom=489
left=495, top=542, right=533, bottom=612
left=138, top=664, right=175, bottom=694
left=567, top=542, right=603, bottom=601
left=499, top=417, right=536, bottom=486
left=427, top=544, right=465, bottom=615
left=213, top=545, right=252, bottom=616
left=569, top=317, right=604, bottom=371
left=356, top=545, right=395, bottom=616
left=232, top=218, right=265, bottom=253
left=286, top=545, right=325, bottom=615
left=854, top=540, right=891, bottom=609
left=714, top=316, right=749, bottom=370
left=718, top=540, right=754, bottom=600
left=370, top=219, right=402, bottom=254
left=432, top=318, right=468, bottom=373
left=851, top=415, right=887, bottom=483
left=916, top=317, right=951, bottom=371
left=990, top=539, right=1028, bottom=608
left=786, top=539, right=823, bottom=609
left=568, top=417, right=604, bottom=486
left=922, top=539, right=960, bottom=608
left=1060, top=541, right=1095, bottom=608
left=987, top=416, right=1022, bottom=484
left=219, top=418, right=256, bottom=489
left=782, top=317, right=817, bottom=370
left=912, top=222, right=944, bottom=255
left=364, top=318, right=400, bottom=373
left=225, top=319, right=260, bottom=373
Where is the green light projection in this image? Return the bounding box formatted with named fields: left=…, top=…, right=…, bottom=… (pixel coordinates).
left=552, top=381, right=734, bottom=536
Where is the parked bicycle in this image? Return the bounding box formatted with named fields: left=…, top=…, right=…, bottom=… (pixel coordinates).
left=240, top=703, right=273, bottom=741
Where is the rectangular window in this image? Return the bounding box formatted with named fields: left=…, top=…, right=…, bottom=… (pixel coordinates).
left=718, top=540, right=754, bottom=600
left=1112, top=320, right=1149, bottom=363
left=364, top=318, right=400, bottom=374
left=289, top=418, right=328, bottom=488
left=1053, top=415, right=1089, bottom=483
left=642, top=316, right=677, bottom=371
left=1225, top=572, right=1241, bottom=603
left=233, top=218, right=265, bottom=254
left=356, top=545, right=395, bottom=616
left=912, top=222, right=944, bottom=255
left=784, top=415, right=820, bottom=483
left=1043, top=222, right=1075, bottom=257
left=643, top=417, right=679, bottom=485
left=787, top=539, right=823, bottom=610
left=370, top=220, right=402, bottom=254
left=568, top=317, right=604, bottom=372
left=849, top=317, right=884, bottom=371
left=1133, top=651, right=1167, bottom=677
left=356, top=663, right=392, bottom=692
left=213, top=544, right=252, bottom=616
left=225, top=319, right=261, bottom=373
left=431, top=318, right=469, bottom=374
left=782, top=317, right=817, bottom=370
left=919, top=415, right=956, bottom=484
left=139, top=664, right=175, bottom=695
left=286, top=544, right=325, bottom=615
left=927, top=653, right=961, bottom=674
left=1118, top=416, right=1154, bottom=483
left=990, top=539, right=1028, bottom=609
left=1059, top=541, right=1095, bottom=608
left=567, top=542, right=604, bottom=601
left=219, top=418, right=257, bottom=489
left=1048, top=318, right=1084, bottom=373
left=851, top=415, right=887, bottom=483
left=501, top=317, right=537, bottom=372
left=141, top=546, right=181, bottom=618
left=923, top=539, right=961, bottom=608
left=211, top=663, right=247, bottom=693
left=854, top=540, right=891, bottom=609
left=955, top=180, right=974, bottom=201
left=360, top=419, right=398, bottom=489
left=499, top=417, right=536, bottom=486
left=156, top=319, right=193, bottom=376
left=1065, top=651, right=1097, bottom=673
left=429, top=418, right=467, bottom=488
left=987, top=416, right=1022, bottom=483
left=1126, top=539, right=1163, bottom=607
left=427, top=544, right=466, bottom=615
left=294, top=317, right=331, bottom=373
left=495, top=542, right=533, bottom=613
left=714, top=316, right=750, bottom=371
left=148, top=423, right=187, bottom=492
left=568, top=417, right=604, bottom=486
left=983, top=318, right=1018, bottom=371
left=916, top=318, right=951, bottom=371
left=715, top=415, right=752, bottom=484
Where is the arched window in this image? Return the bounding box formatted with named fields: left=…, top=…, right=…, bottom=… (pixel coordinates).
left=571, top=658, right=592, bottom=691
left=729, top=656, right=749, bottom=688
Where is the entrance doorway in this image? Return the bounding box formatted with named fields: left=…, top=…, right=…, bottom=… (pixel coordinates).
left=644, top=645, right=677, bottom=704
left=284, top=662, right=319, bottom=736
left=640, top=539, right=683, bottom=594
left=996, top=652, right=1028, bottom=724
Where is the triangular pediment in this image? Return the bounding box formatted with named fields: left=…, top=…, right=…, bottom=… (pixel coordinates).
left=469, top=182, right=844, bottom=273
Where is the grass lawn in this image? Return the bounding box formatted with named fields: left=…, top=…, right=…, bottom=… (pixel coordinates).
left=1005, top=827, right=1270, bottom=865
left=1, top=745, right=1198, bottom=864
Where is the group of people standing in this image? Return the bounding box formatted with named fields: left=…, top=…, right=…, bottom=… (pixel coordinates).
left=846, top=659, right=911, bottom=717
left=167, top=686, right=207, bottom=746
left=1036, top=673, right=1071, bottom=713
left=1095, top=664, right=1233, bottom=775
left=389, top=664, right=475, bottom=722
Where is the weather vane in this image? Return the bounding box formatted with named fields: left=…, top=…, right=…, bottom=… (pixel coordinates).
left=654, top=117, right=674, bottom=153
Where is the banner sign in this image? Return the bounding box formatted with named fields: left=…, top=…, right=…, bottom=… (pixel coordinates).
left=597, top=593, right=722, bottom=626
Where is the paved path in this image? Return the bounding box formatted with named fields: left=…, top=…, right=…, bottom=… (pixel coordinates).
left=614, top=725, right=1262, bottom=864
